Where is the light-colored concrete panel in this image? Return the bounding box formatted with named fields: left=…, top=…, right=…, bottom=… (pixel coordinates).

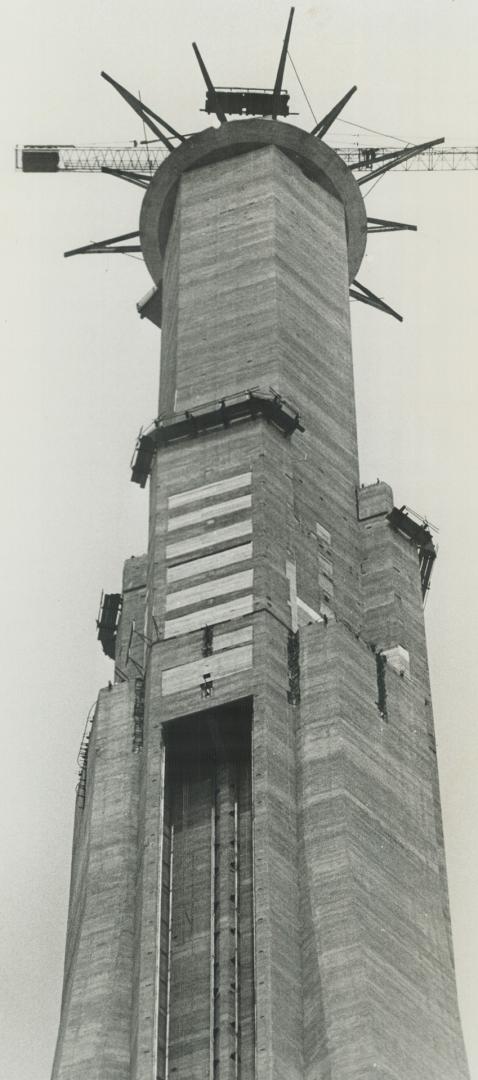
left=382, top=644, right=411, bottom=677
left=316, top=521, right=332, bottom=546
left=167, top=542, right=252, bottom=583
left=166, top=569, right=253, bottom=611
left=168, top=471, right=251, bottom=508
left=214, top=625, right=253, bottom=651
left=286, top=560, right=298, bottom=632
left=297, top=596, right=323, bottom=625
left=162, top=644, right=253, bottom=694
left=318, top=555, right=333, bottom=579
left=167, top=494, right=251, bottom=531
left=166, top=520, right=252, bottom=560
left=164, top=595, right=253, bottom=638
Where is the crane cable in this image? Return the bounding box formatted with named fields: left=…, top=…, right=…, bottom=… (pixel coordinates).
left=287, top=51, right=412, bottom=147
left=287, top=51, right=318, bottom=126
left=286, top=51, right=413, bottom=202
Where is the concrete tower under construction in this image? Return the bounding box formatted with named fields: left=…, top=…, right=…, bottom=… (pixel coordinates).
left=50, top=14, right=470, bottom=1080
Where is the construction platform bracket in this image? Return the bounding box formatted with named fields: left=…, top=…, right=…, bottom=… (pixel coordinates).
left=131, top=388, right=305, bottom=487
left=387, top=505, right=437, bottom=598
left=96, top=591, right=123, bottom=659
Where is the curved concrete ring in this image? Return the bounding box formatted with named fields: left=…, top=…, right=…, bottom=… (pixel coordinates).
left=139, top=119, right=367, bottom=288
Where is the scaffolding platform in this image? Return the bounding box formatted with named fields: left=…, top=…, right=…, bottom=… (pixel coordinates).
left=96, top=591, right=123, bottom=659
left=388, top=505, right=437, bottom=597
left=131, top=387, right=304, bottom=487
left=203, top=86, right=290, bottom=117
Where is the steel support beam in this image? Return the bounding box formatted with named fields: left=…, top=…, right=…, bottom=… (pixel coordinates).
left=350, top=278, right=403, bottom=322
left=64, top=230, right=141, bottom=258
left=356, top=136, right=445, bottom=185
left=311, top=85, right=357, bottom=138
left=367, top=216, right=417, bottom=233
left=101, top=166, right=151, bottom=189
left=101, top=71, right=184, bottom=151
left=271, top=7, right=294, bottom=120
left=192, top=43, right=228, bottom=123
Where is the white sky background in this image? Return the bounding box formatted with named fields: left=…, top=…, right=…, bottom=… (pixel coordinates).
left=1, top=1, right=477, bottom=1077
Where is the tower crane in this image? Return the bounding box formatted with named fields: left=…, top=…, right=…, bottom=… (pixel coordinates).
left=15, top=6, right=477, bottom=323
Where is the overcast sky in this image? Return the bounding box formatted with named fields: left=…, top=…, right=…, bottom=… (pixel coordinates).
left=1, top=2, right=477, bottom=1078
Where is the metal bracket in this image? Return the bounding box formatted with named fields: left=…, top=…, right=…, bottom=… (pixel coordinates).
left=367, top=216, right=417, bottom=233
left=350, top=278, right=403, bottom=322
left=356, top=136, right=445, bottom=185
left=192, top=43, right=228, bottom=124
left=271, top=8, right=295, bottom=120
left=311, top=85, right=357, bottom=139
left=101, top=166, right=151, bottom=189
left=64, top=230, right=141, bottom=258
left=101, top=70, right=184, bottom=151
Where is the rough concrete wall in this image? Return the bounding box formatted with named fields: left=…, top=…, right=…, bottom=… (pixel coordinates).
left=298, top=621, right=374, bottom=1080
left=359, top=505, right=425, bottom=660
left=274, top=148, right=362, bottom=629
left=252, top=621, right=303, bottom=1080
left=377, top=638, right=469, bottom=1079
left=157, top=201, right=180, bottom=415
left=115, top=555, right=148, bottom=681
left=358, top=481, right=465, bottom=1029
left=129, top=690, right=165, bottom=1080
left=159, top=145, right=361, bottom=631
left=51, top=682, right=140, bottom=1080
left=297, top=609, right=469, bottom=1080
left=161, top=147, right=281, bottom=410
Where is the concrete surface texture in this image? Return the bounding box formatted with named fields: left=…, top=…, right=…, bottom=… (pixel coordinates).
left=51, top=135, right=470, bottom=1079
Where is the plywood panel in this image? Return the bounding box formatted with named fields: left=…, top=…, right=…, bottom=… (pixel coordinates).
left=168, top=471, right=251, bottom=508
left=214, top=625, right=253, bottom=651
left=162, top=644, right=253, bottom=694
left=167, top=543, right=252, bottom=584
left=166, top=520, right=252, bottom=561
left=164, top=595, right=253, bottom=638
left=166, top=569, right=253, bottom=612
left=167, top=494, right=251, bottom=531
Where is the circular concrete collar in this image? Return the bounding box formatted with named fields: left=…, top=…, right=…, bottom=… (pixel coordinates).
left=139, top=119, right=367, bottom=289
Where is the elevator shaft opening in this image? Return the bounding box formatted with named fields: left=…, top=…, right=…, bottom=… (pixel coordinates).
left=158, top=701, right=254, bottom=1080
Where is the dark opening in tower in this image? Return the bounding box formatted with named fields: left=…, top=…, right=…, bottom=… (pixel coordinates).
left=158, top=699, right=254, bottom=1079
